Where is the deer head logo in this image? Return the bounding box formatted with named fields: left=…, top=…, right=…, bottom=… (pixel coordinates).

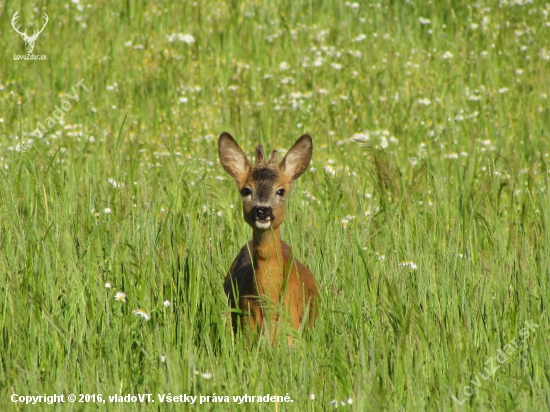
left=11, top=11, right=49, bottom=54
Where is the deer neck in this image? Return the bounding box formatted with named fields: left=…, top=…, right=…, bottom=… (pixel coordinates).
left=252, top=226, right=285, bottom=301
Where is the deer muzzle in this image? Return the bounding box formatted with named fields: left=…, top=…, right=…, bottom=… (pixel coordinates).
left=253, top=205, right=274, bottom=229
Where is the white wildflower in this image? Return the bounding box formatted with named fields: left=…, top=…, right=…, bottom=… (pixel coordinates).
left=313, top=57, right=324, bottom=67
left=279, top=61, right=290, bottom=71
left=168, top=33, right=195, bottom=44
left=132, top=309, right=151, bottom=321
left=399, top=261, right=418, bottom=270
left=351, top=132, right=370, bottom=142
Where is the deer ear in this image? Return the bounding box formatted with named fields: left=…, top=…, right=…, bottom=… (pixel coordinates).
left=218, top=132, right=250, bottom=183
left=280, top=134, right=313, bottom=181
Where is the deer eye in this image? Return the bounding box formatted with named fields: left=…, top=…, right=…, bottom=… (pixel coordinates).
left=241, top=188, right=252, bottom=197
left=276, top=189, right=285, bottom=197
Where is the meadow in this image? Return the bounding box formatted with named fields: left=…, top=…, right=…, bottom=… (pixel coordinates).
left=0, top=0, right=549, bottom=410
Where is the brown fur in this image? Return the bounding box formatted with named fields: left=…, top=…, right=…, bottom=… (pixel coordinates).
left=218, top=132, right=319, bottom=342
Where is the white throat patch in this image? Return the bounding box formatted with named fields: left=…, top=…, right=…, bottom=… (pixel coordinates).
left=255, top=220, right=272, bottom=229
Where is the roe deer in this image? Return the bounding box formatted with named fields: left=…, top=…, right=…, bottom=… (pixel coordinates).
left=218, top=132, right=319, bottom=342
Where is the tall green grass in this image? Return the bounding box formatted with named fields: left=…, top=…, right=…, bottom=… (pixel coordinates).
left=0, top=0, right=549, bottom=410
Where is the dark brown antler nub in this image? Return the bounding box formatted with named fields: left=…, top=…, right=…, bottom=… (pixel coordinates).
left=255, top=144, right=266, bottom=165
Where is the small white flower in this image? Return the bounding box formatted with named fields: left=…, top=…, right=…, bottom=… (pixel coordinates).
left=279, top=62, right=290, bottom=70
left=331, top=62, right=343, bottom=70
left=324, top=166, right=336, bottom=176
left=105, top=282, right=112, bottom=289
left=163, top=300, right=171, bottom=307
left=399, top=261, right=418, bottom=270
left=124, top=40, right=133, bottom=47
left=417, top=98, right=431, bottom=105
left=351, top=132, right=369, bottom=142
left=353, top=34, right=367, bottom=42
left=114, top=292, right=126, bottom=302
left=108, top=178, right=125, bottom=189
left=167, top=33, right=194, bottom=44
left=104, top=208, right=112, bottom=214
left=515, top=69, right=523, bottom=75
left=313, top=57, right=324, bottom=67
left=181, top=34, right=195, bottom=44
left=418, top=17, right=431, bottom=25
left=347, top=398, right=353, bottom=404
left=470, top=23, right=479, bottom=30
left=380, top=136, right=388, bottom=149
left=498, top=87, right=509, bottom=94
left=179, top=97, right=188, bottom=104
left=442, top=51, right=453, bottom=59
left=201, top=372, right=213, bottom=379
left=309, top=393, right=315, bottom=400
left=132, top=309, right=151, bottom=321
left=318, top=88, right=328, bottom=95
left=160, top=354, right=166, bottom=363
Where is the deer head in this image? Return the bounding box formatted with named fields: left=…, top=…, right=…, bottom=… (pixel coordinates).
left=12, top=11, right=49, bottom=54
left=219, top=133, right=313, bottom=231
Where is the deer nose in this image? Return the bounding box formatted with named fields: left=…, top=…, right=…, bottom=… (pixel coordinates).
left=254, top=206, right=273, bottom=220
